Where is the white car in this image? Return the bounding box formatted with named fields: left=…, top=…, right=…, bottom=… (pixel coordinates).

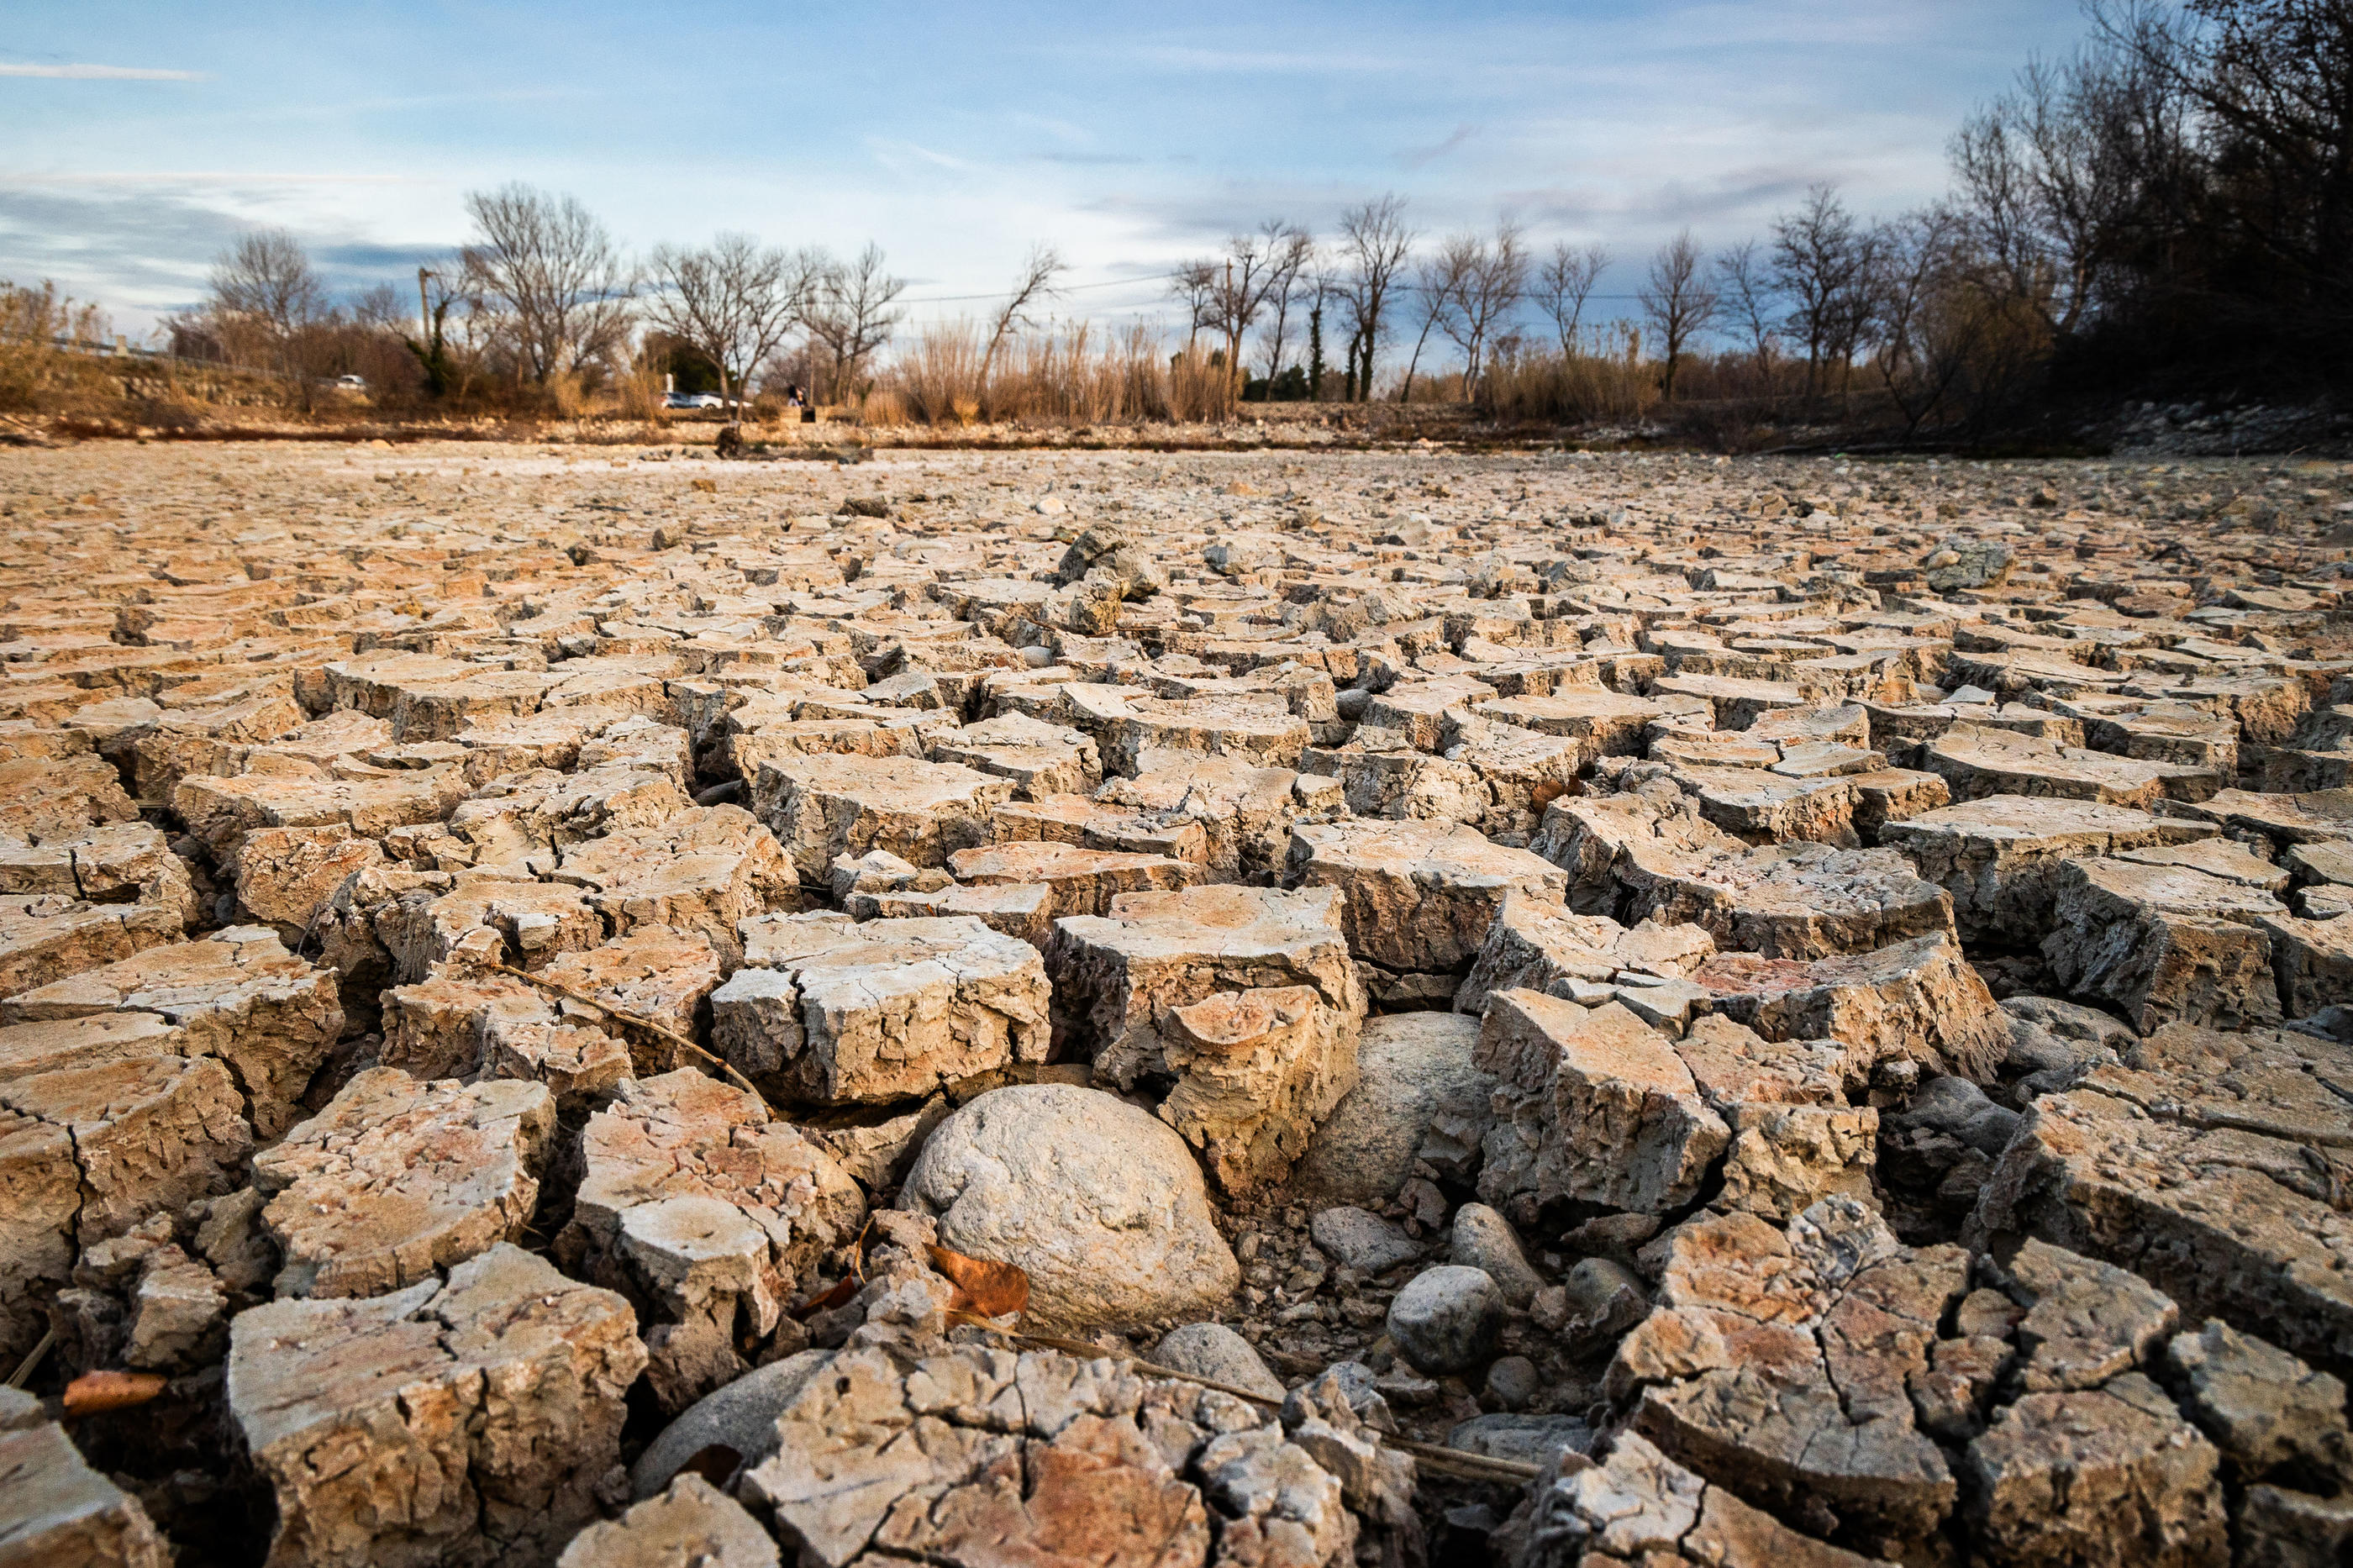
left=333, top=374, right=367, bottom=391
left=664, top=391, right=724, bottom=410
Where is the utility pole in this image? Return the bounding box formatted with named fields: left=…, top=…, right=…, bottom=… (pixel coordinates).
left=1222, top=259, right=1233, bottom=370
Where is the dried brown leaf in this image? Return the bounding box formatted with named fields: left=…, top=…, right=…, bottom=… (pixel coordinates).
left=788, top=1215, right=874, bottom=1321
left=927, top=1244, right=1030, bottom=1319
left=791, top=1275, right=860, bottom=1321
left=62, top=1370, right=166, bottom=1417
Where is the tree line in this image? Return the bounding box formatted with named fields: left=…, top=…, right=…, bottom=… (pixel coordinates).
left=66, top=0, right=2353, bottom=436
left=171, top=182, right=920, bottom=418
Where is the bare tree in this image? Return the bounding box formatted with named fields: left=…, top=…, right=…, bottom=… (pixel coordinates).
left=208, top=229, right=324, bottom=342
left=1534, top=241, right=1609, bottom=355
left=1442, top=220, right=1529, bottom=397
left=1950, top=37, right=2191, bottom=343
left=1862, top=209, right=1979, bottom=436
left=803, top=243, right=905, bottom=401
left=1213, top=237, right=1271, bottom=381
left=2091, top=0, right=2346, bottom=316
left=1714, top=239, right=1779, bottom=376
left=644, top=233, right=815, bottom=411
left=1826, top=226, right=1886, bottom=409
left=461, top=184, right=634, bottom=385
left=1398, top=239, right=1469, bottom=403
left=203, top=229, right=334, bottom=403
left=1771, top=183, right=1872, bottom=403
left=1170, top=260, right=1219, bottom=347
left=1202, top=233, right=1277, bottom=384
left=1336, top=194, right=1414, bottom=400
left=350, top=282, right=411, bottom=334
left=1255, top=222, right=1315, bottom=388
left=979, top=244, right=1067, bottom=393
left=1640, top=230, right=1720, bottom=403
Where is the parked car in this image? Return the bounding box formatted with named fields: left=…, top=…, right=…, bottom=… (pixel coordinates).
left=333, top=374, right=367, bottom=391
left=663, top=391, right=724, bottom=410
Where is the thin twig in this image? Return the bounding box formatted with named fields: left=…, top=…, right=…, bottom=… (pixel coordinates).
left=1366, top=1437, right=1545, bottom=1486
left=8, top=1327, right=55, bottom=1390
left=486, top=961, right=776, bottom=1118
left=998, top=1329, right=1542, bottom=1483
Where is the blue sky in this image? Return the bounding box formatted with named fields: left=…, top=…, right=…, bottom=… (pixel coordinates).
left=0, top=0, right=2093, bottom=338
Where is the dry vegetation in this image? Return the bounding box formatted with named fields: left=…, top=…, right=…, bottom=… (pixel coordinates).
left=5, top=1, right=2345, bottom=455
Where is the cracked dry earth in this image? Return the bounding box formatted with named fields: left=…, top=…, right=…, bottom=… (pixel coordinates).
left=2, top=439, right=2351, bottom=1568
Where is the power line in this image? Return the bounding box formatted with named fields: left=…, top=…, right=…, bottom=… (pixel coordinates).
left=893, top=266, right=1650, bottom=308
left=894, top=272, right=1182, bottom=304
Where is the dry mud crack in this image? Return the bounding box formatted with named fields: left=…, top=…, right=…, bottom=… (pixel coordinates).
left=0, top=439, right=2350, bottom=1567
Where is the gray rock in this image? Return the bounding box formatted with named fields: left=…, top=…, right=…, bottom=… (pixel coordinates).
left=1485, top=1355, right=1539, bottom=1409
left=1925, top=542, right=2010, bottom=592
left=1283, top=1359, right=1397, bottom=1434
left=2001, top=993, right=2138, bottom=1051
left=1387, top=1265, right=1503, bottom=1375
left=1449, top=1202, right=1545, bottom=1308
left=1447, top=1411, right=1595, bottom=1470
left=1533, top=1256, right=1650, bottom=1351
left=1888, top=1075, right=2019, bottom=1157
left=1290, top=1011, right=1492, bottom=1206
left=1564, top=1213, right=1661, bottom=1267
left=1150, top=1322, right=1285, bottom=1402
left=1309, top=1206, right=1420, bottom=1275
left=1373, top=1365, right=1440, bottom=1410
left=1999, top=995, right=2133, bottom=1102
left=631, top=1350, right=834, bottom=1500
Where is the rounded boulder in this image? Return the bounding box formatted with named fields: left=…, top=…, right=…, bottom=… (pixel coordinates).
left=1152, top=1322, right=1286, bottom=1401
left=901, top=1083, right=1240, bottom=1330
left=1387, top=1265, right=1503, bottom=1375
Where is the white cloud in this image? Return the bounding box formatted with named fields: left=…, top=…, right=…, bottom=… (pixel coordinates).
left=0, top=62, right=208, bottom=81
left=1, top=171, right=430, bottom=185
left=862, top=138, right=980, bottom=176
left=1114, top=45, right=1413, bottom=74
